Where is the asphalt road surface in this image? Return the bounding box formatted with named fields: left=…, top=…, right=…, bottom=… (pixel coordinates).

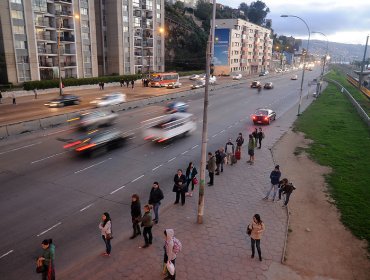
left=0, top=69, right=320, bottom=279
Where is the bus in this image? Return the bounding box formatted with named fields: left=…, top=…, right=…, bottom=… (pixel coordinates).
left=150, top=72, right=179, bottom=87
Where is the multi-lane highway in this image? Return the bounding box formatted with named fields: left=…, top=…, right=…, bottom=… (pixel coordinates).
left=0, top=69, right=320, bottom=279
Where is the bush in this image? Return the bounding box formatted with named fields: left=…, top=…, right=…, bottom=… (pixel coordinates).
left=23, top=74, right=142, bottom=91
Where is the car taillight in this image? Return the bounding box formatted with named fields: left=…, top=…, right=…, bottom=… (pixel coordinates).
left=264, top=117, right=268, bottom=120
left=144, top=135, right=154, bottom=140
left=64, top=140, right=82, bottom=149
left=158, top=138, right=168, bottom=143
left=75, top=143, right=96, bottom=152
left=252, top=116, right=256, bottom=120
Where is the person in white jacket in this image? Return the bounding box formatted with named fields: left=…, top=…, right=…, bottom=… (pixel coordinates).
left=99, top=212, right=112, bottom=256
left=163, top=229, right=177, bottom=280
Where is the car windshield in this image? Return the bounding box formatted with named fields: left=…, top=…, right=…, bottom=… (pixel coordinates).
left=152, top=77, right=161, bottom=82
left=255, top=110, right=268, bottom=115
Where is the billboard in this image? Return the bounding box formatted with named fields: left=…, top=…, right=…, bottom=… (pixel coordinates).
left=214, top=28, right=230, bottom=66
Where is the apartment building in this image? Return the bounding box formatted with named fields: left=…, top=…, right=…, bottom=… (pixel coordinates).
left=213, top=18, right=272, bottom=75
left=95, top=0, right=165, bottom=76
left=0, top=0, right=98, bottom=85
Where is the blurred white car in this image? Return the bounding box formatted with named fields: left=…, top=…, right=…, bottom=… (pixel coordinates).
left=189, top=74, right=200, bottom=80
left=166, top=81, right=182, bottom=89
left=232, top=73, right=242, bottom=80
left=291, top=75, right=298, bottom=80
left=191, top=79, right=206, bottom=89
left=90, top=93, right=126, bottom=107
left=77, top=110, right=118, bottom=129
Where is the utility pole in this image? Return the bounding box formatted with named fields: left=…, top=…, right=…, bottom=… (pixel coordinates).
left=359, top=35, right=369, bottom=89
left=58, top=18, right=63, bottom=96
left=197, top=0, right=216, bottom=224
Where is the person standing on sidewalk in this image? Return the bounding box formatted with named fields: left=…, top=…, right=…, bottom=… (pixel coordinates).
left=163, top=229, right=179, bottom=280
left=33, top=88, right=38, bottom=99
left=252, top=128, right=258, bottom=145
left=37, top=239, right=55, bottom=280
left=173, top=169, right=187, bottom=205
left=263, top=165, right=281, bottom=201
left=12, top=93, right=16, bottom=105
left=140, top=204, right=153, bottom=248
left=225, top=138, right=235, bottom=165
left=126, top=80, right=130, bottom=88
left=148, top=182, right=164, bottom=224
left=235, top=133, right=244, bottom=153
left=257, top=127, right=265, bottom=149
left=185, top=162, right=198, bottom=197
left=279, top=179, right=296, bottom=207
left=130, top=194, right=142, bottom=239
left=0, top=90, right=2, bottom=104
left=98, top=212, right=112, bottom=256
left=247, top=214, right=265, bottom=261
left=207, top=152, right=216, bottom=186
left=131, top=80, right=135, bottom=88
left=247, top=134, right=256, bottom=165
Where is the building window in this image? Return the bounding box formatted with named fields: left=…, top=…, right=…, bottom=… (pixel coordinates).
left=123, top=16, right=129, bottom=23
left=123, top=26, right=128, bottom=32
left=14, top=40, right=26, bottom=49
left=156, top=13, right=160, bottom=19
left=11, top=10, right=23, bottom=19
left=11, top=0, right=22, bottom=3
left=80, top=8, right=88, bottom=15
left=13, top=25, right=25, bottom=34
left=82, top=33, right=89, bottom=40
left=83, top=45, right=91, bottom=52
left=84, top=68, right=92, bottom=76
left=84, top=56, right=91, bottom=63
left=81, top=20, right=89, bottom=28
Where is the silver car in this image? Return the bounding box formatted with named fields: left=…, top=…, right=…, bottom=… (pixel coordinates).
left=78, top=110, right=118, bottom=129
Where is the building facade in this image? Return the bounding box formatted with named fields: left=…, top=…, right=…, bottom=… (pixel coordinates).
left=94, top=0, right=165, bottom=76
left=0, top=0, right=98, bottom=84
left=213, top=18, right=272, bottom=75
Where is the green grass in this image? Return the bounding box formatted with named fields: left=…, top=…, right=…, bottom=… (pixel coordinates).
left=294, top=70, right=370, bottom=251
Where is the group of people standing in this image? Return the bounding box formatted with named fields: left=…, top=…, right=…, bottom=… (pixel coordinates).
left=120, top=79, right=135, bottom=88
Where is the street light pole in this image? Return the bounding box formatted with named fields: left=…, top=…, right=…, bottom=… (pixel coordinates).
left=58, top=18, right=63, bottom=96
left=281, top=15, right=310, bottom=116
left=312, top=31, right=328, bottom=78
left=359, top=35, right=369, bottom=89
left=197, top=0, right=216, bottom=224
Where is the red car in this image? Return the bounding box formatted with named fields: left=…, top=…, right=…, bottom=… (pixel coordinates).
left=251, top=108, right=276, bottom=125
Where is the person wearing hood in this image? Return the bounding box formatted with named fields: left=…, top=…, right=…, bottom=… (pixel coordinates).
left=163, top=229, right=177, bottom=280
left=37, top=239, right=55, bottom=280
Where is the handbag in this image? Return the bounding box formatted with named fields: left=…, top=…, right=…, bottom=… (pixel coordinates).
left=36, top=258, right=47, bottom=273
left=166, top=260, right=175, bottom=276
left=246, top=224, right=252, bottom=236
left=192, top=177, right=198, bottom=185
left=106, top=233, right=113, bottom=240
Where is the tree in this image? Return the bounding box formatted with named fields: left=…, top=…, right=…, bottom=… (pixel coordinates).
left=239, top=2, right=249, bottom=18
left=247, top=1, right=270, bottom=26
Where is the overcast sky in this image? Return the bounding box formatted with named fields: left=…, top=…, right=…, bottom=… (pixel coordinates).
left=221, top=0, right=370, bottom=45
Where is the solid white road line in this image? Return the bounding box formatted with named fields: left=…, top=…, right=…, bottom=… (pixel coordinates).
left=181, top=151, right=189, bottom=155
left=131, top=175, right=144, bottom=183
left=152, top=164, right=163, bottom=171
left=31, top=151, right=67, bottom=164
left=74, top=158, right=112, bottom=174
left=0, top=142, right=42, bottom=156
left=110, top=185, right=126, bottom=195
left=168, top=157, right=176, bottom=162
left=37, top=222, right=62, bottom=237
left=191, top=145, right=199, bottom=149
left=79, top=203, right=94, bottom=212
left=0, top=250, right=14, bottom=259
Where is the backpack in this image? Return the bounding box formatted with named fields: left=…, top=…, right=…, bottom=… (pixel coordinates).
left=172, top=237, right=182, bottom=254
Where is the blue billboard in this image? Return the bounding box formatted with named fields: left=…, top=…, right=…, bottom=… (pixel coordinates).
left=214, top=29, right=230, bottom=66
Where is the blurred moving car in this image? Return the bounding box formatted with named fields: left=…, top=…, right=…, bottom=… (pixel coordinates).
left=264, top=82, right=274, bottom=89
left=189, top=74, right=200, bottom=80
left=142, top=112, right=196, bottom=143
left=44, top=95, right=80, bottom=108
left=251, top=108, right=276, bottom=125
left=232, top=73, right=242, bottom=80
left=259, top=70, right=269, bottom=76
left=251, top=81, right=261, bottom=88
left=77, top=110, right=118, bottom=129
left=166, top=81, right=182, bottom=89
left=191, top=79, right=206, bottom=89
left=291, top=75, right=298, bottom=80
left=165, top=102, right=188, bottom=113
left=64, top=129, right=128, bottom=156
left=90, top=93, right=126, bottom=107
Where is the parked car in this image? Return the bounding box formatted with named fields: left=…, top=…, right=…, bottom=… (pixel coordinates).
left=191, top=79, right=206, bottom=89
left=90, top=93, right=126, bottom=107
left=259, top=70, right=269, bottom=76
left=189, top=74, right=200, bottom=80
left=291, top=75, right=298, bottom=80
left=77, top=110, right=118, bottom=129
left=165, top=102, right=188, bottom=113
left=232, top=73, right=242, bottom=80
left=251, top=81, right=261, bottom=88
left=166, top=81, right=182, bottom=89
left=44, top=95, right=81, bottom=108
left=251, top=108, right=276, bottom=125
left=264, top=82, right=274, bottom=89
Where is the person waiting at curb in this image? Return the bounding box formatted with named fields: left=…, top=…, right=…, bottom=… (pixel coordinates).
left=148, top=182, right=164, bottom=224
left=247, top=214, right=265, bottom=261
left=225, top=138, right=235, bottom=165
left=264, top=165, right=281, bottom=201
left=207, top=152, right=216, bottom=186
left=235, top=133, right=244, bottom=153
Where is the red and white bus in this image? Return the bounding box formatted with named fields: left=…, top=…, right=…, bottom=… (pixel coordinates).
left=150, top=72, right=179, bottom=87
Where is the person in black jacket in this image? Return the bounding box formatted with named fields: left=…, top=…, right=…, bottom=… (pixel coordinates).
left=148, top=182, right=164, bottom=224
left=173, top=169, right=187, bottom=205
left=130, top=194, right=142, bottom=239
left=185, top=162, right=198, bottom=197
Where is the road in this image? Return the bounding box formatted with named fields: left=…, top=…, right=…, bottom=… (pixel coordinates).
left=0, top=69, right=320, bottom=279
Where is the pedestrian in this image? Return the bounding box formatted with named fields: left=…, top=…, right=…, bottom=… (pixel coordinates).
left=140, top=204, right=153, bottom=248
left=257, top=127, right=265, bottom=149
left=12, top=93, right=16, bottom=105
left=263, top=165, right=281, bottom=201
left=131, top=80, right=135, bottom=88
left=126, top=80, right=129, bottom=88
left=36, top=239, right=55, bottom=280
left=130, top=194, right=142, bottom=239
left=185, top=162, right=198, bottom=197
left=173, top=169, right=187, bottom=205
left=235, top=133, right=244, bottom=153
left=142, top=78, right=145, bottom=87
left=34, top=88, right=38, bottom=99
left=163, top=229, right=181, bottom=280
left=252, top=128, right=258, bottom=145
left=101, top=81, right=105, bottom=90
left=225, top=138, right=235, bottom=165
left=215, top=148, right=226, bottom=175
left=247, top=214, right=265, bottom=261
left=98, top=212, right=112, bottom=256
left=0, top=90, right=2, bottom=104
left=207, top=152, right=216, bottom=186
left=279, top=179, right=296, bottom=207
left=247, top=134, right=255, bottom=165
left=148, top=182, right=164, bottom=224
left=277, top=178, right=288, bottom=201
left=120, top=79, right=124, bottom=87
left=98, top=82, right=102, bottom=90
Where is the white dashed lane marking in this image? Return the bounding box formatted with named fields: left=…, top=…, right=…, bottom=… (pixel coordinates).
left=31, top=151, right=68, bottom=164
left=37, top=222, right=62, bottom=237
left=74, top=158, right=112, bottom=174
left=0, top=250, right=14, bottom=259
left=152, top=164, right=163, bottom=171
left=79, top=203, right=94, bottom=212
left=191, top=145, right=199, bottom=149
left=110, top=185, right=126, bottom=195
left=181, top=151, right=189, bottom=155
left=0, top=142, right=42, bottom=156
left=168, top=157, right=176, bottom=162
left=131, top=175, right=144, bottom=183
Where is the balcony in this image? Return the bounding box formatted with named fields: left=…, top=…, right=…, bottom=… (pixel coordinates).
left=60, top=36, right=75, bottom=42
left=55, top=10, right=73, bottom=17
left=55, top=0, right=72, bottom=4
left=38, top=48, right=56, bottom=55
left=37, top=34, right=55, bottom=41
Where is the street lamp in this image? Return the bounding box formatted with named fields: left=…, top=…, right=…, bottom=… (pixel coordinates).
left=281, top=15, right=310, bottom=116
left=312, top=31, right=329, bottom=78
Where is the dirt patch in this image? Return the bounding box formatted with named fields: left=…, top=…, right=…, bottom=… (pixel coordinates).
left=272, top=130, right=370, bottom=280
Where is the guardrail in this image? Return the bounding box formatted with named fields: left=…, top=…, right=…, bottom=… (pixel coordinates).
left=346, top=74, right=370, bottom=99
left=324, top=77, right=370, bottom=127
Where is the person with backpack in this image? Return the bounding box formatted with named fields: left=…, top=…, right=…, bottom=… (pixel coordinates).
left=163, top=229, right=181, bottom=280
left=185, top=162, right=198, bottom=197
left=257, top=127, right=265, bottom=149
left=263, top=165, right=281, bottom=201
left=235, top=133, right=244, bottom=153
left=247, top=214, right=265, bottom=261
left=225, top=138, right=235, bottom=165
left=148, top=182, right=164, bottom=224
left=140, top=204, right=153, bottom=248
left=98, top=212, right=112, bottom=256
left=130, top=194, right=142, bottom=239
left=247, top=134, right=256, bottom=165
left=37, top=239, right=55, bottom=280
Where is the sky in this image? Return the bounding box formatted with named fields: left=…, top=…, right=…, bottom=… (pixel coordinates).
left=221, top=0, right=370, bottom=45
